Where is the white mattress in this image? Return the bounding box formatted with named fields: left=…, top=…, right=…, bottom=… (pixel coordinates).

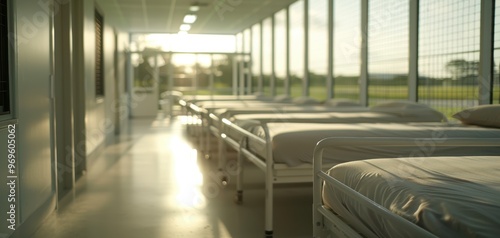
left=323, top=155, right=500, bottom=238
left=246, top=123, right=500, bottom=166
left=212, top=105, right=366, bottom=117
left=221, top=112, right=447, bottom=146
left=231, top=111, right=443, bottom=123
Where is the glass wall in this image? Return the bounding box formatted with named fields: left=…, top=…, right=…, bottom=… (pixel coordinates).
left=262, top=18, right=273, bottom=96
left=333, top=0, right=360, bottom=101
left=130, top=34, right=235, bottom=53
left=251, top=24, right=262, bottom=94
left=368, top=0, right=409, bottom=105
left=243, top=29, right=252, bottom=94
left=274, top=9, right=287, bottom=96
left=418, top=0, right=481, bottom=116
left=212, top=54, right=234, bottom=95
left=289, top=0, right=305, bottom=97
left=308, top=0, right=328, bottom=101
left=494, top=0, right=500, bottom=104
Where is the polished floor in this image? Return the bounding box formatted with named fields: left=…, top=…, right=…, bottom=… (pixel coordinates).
left=29, top=116, right=313, bottom=238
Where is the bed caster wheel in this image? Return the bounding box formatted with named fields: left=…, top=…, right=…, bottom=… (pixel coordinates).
left=234, top=191, right=243, bottom=205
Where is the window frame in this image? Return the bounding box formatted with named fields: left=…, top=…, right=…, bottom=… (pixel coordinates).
left=0, top=0, right=15, bottom=123
left=95, top=8, right=105, bottom=99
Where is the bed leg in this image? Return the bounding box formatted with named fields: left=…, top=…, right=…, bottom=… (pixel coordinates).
left=218, top=134, right=226, bottom=173
left=265, top=230, right=273, bottom=238
left=265, top=172, right=273, bottom=238
left=205, top=125, right=211, bottom=159
left=235, top=147, right=244, bottom=204
left=234, top=190, right=243, bottom=205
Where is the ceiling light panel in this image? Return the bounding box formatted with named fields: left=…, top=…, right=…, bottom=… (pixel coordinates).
left=183, top=14, right=197, bottom=24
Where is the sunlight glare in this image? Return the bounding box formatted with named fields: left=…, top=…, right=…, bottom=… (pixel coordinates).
left=169, top=138, right=206, bottom=209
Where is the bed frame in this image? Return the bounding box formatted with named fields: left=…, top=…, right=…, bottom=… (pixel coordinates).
left=209, top=117, right=335, bottom=238
left=312, top=137, right=500, bottom=238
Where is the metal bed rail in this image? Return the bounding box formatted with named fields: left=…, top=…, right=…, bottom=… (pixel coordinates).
left=313, top=137, right=500, bottom=238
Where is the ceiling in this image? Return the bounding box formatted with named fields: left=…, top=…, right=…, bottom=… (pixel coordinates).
left=97, top=0, right=298, bottom=35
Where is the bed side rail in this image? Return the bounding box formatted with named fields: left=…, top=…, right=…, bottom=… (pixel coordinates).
left=313, top=137, right=500, bottom=238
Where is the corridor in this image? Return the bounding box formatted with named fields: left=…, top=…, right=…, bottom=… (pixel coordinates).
left=28, top=116, right=312, bottom=238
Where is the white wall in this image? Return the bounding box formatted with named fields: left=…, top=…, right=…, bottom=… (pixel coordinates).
left=80, top=0, right=121, bottom=164
left=0, top=0, right=128, bottom=236
left=14, top=0, right=54, bottom=228
left=115, top=32, right=130, bottom=135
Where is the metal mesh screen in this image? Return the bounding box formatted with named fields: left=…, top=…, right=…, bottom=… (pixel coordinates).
left=309, top=0, right=328, bottom=101
left=494, top=0, right=500, bottom=104
left=333, top=0, right=360, bottom=101
left=368, top=0, right=409, bottom=105
left=418, top=0, right=481, bottom=116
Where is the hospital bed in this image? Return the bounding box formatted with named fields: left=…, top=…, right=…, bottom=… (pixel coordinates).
left=211, top=102, right=448, bottom=174
left=313, top=137, right=500, bottom=238
left=188, top=97, right=364, bottom=158
left=222, top=106, right=500, bottom=237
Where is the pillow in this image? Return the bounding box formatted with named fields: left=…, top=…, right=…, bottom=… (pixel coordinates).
left=452, top=105, right=500, bottom=128
left=370, top=101, right=448, bottom=122
left=323, top=99, right=362, bottom=107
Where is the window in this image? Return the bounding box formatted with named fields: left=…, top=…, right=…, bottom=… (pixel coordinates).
left=251, top=23, right=261, bottom=93
left=0, top=0, right=10, bottom=115
left=418, top=0, right=481, bottom=116
left=493, top=0, right=500, bottom=104
left=368, top=0, right=409, bottom=105
left=262, top=17, right=272, bottom=96
left=274, top=9, right=287, bottom=96
left=289, top=0, right=305, bottom=97
left=95, top=9, right=104, bottom=98
left=333, top=0, right=360, bottom=101
left=308, top=0, right=328, bottom=101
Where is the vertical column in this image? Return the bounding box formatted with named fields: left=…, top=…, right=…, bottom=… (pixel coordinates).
left=408, top=0, right=419, bottom=102
left=249, top=29, right=253, bottom=94
left=71, top=0, right=87, bottom=178
left=359, top=0, right=369, bottom=106
left=232, top=54, right=238, bottom=95
left=479, top=0, right=494, bottom=104
left=303, top=0, right=310, bottom=97
left=168, top=53, right=174, bottom=94
left=327, top=0, right=334, bottom=99
left=54, top=0, right=75, bottom=194
left=285, top=6, right=291, bottom=96
left=271, top=16, right=276, bottom=96
left=239, top=35, right=245, bottom=95
left=259, top=21, right=264, bottom=93
left=194, top=54, right=198, bottom=94
left=233, top=36, right=238, bottom=95
left=210, top=54, right=214, bottom=95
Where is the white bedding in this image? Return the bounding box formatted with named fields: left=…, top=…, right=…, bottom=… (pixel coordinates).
left=231, top=111, right=444, bottom=123
left=245, top=123, right=500, bottom=166
left=212, top=105, right=366, bottom=117
left=323, top=155, right=500, bottom=238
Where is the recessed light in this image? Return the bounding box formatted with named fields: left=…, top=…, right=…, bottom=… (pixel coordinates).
left=183, top=14, right=197, bottom=24
left=180, top=24, right=191, bottom=31
left=189, top=5, right=200, bottom=12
